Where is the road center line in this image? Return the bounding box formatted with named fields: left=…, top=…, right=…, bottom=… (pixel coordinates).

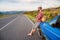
left=0, top=16, right=18, bottom=31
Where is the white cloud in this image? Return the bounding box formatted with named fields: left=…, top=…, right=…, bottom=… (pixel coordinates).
left=0, top=0, right=60, bottom=11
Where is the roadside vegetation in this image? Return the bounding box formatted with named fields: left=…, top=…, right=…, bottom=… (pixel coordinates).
left=0, top=14, right=13, bottom=19
left=24, top=7, right=60, bottom=22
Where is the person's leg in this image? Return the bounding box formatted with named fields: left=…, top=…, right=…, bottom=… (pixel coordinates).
left=37, top=26, right=41, bottom=36
left=27, top=22, right=40, bottom=36
left=27, top=28, right=36, bottom=36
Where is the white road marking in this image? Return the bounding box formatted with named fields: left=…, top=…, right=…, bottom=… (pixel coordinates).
left=0, top=16, right=18, bottom=31
left=24, top=15, right=34, bottom=25
left=0, top=15, right=34, bottom=31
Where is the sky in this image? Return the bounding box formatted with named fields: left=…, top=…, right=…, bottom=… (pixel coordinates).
left=0, top=0, right=60, bottom=11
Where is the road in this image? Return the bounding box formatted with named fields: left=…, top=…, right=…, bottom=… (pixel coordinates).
left=0, top=14, right=41, bottom=40
left=0, top=15, right=17, bottom=28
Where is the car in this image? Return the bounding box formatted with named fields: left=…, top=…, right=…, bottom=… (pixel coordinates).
left=39, top=15, right=60, bottom=40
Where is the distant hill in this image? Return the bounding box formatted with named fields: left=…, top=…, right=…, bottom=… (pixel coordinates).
left=0, top=11, right=24, bottom=14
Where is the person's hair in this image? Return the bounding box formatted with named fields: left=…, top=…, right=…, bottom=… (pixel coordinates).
left=38, top=7, right=42, bottom=9
left=38, top=7, right=42, bottom=12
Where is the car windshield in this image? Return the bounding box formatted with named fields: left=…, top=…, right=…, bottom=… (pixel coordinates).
left=52, top=17, right=60, bottom=28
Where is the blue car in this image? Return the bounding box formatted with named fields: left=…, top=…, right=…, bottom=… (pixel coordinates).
left=39, top=15, right=60, bottom=40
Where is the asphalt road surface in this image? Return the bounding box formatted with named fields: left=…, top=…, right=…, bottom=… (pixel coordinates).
left=0, top=15, right=17, bottom=28
left=0, top=14, right=42, bottom=40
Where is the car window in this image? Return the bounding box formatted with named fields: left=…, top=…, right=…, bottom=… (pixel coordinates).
left=49, top=16, right=58, bottom=25
left=52, top=16, right=60, bottom=28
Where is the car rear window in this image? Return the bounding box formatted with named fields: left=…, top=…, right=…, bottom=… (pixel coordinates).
left=52, top=17, right=60, bottom=28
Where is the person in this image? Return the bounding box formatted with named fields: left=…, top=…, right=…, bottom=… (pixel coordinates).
left=27, top=7, right=46, bottom=36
